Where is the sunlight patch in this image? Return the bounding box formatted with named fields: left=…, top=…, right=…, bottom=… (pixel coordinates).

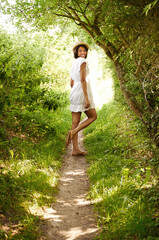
left=61, top=226, right=98, bottom=240
left=88, top=50, right=114, bottom=109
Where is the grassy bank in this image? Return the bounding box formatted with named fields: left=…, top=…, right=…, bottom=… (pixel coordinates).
left=0, top=108, right=71, bottom=240
left=84, top=101, right=158, bottom=240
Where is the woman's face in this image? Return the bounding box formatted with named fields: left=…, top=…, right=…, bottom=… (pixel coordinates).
left=78, top=46, right=87, bottom=58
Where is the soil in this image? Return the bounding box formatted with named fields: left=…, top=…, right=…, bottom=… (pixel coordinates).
left=40, top=131, right=98, bottom=240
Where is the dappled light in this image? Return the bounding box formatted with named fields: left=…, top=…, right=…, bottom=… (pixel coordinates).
left=41, top=132, right=98, bottom=240
left=62, top=227, right=97, bottom=240
left=84, top=102, right=158, bottom=239
left=0, top=0, right=158, bottom=239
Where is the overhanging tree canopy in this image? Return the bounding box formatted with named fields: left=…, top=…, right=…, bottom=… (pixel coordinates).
left=3, top=0, right=159, bottom=145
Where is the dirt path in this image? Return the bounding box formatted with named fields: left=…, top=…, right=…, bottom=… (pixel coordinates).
left=40, top=131, right=98, bottom=240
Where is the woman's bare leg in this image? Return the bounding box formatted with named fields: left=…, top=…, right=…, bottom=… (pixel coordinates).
left=71, top=112, right=81, bottom=154
left=71, top=112, right=86, bottom=155
left=71, top=108, right=97, bottom=138
left=66, top=109, right=97, bottom=153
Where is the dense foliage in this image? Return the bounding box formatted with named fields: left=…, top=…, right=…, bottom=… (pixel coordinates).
left=0, top=0, right=158, bottom=238
left=0, top=28, right=72, bottom=238
left=0, top=28, right=70, bottom=158
left=4, top=0, right=159, bottom=145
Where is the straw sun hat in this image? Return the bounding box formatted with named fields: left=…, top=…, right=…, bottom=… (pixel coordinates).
left=73, top=41, right=89, bottom=51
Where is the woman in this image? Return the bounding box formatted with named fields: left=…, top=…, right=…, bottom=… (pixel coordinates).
left=66, top=42, right=97, bottom=156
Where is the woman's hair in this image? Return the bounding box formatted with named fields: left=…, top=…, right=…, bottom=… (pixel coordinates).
left=74, top=45, right=88, bottom=59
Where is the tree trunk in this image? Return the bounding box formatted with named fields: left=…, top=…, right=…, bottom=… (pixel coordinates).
left=113, top=60, right=148, bottom=124
left=95, top=39, right=148, bottom=125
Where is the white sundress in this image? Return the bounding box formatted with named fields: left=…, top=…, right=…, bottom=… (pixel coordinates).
left=69, top=57, right=95, bottom=112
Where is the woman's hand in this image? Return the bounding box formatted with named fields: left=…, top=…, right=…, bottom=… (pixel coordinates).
left=70, top=78, right=74, bottom=88
left=85, top=98, right=90, bottom=108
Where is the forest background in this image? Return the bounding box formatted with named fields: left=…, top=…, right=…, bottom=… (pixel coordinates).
left=0, top=0, right=158, bottom=239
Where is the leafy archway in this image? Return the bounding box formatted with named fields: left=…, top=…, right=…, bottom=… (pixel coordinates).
left=3, top=0, right=159, bottom=145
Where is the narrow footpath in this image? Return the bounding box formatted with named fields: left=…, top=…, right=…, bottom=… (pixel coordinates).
left=40, top=131, right=98, bottom=240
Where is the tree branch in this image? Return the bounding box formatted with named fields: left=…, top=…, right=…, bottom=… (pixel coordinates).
left=72, top=0, right=92, bottom=27
left=135, top=55, right=142, bottom=76
left=50, top=11, right=78, bottom=21
left=83, top=1, right=90, bottom=14
left=114, top=60, right=151, bottom=130
left=141, top=81, right=154, bottom=113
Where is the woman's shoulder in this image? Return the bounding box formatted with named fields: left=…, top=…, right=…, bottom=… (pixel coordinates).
left=73, top=58, right=87, bottom=67
left=78, top=57, right=87, bottom=61
left=71, top=57, right=87, bottom=73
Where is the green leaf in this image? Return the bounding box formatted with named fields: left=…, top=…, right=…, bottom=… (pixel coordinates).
left=6, top=69, right=12, bottom=77
left=142, top=168, right=151, bottom=186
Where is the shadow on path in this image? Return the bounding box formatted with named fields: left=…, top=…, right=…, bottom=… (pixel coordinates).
left=40, top=131, right=98, bottom=240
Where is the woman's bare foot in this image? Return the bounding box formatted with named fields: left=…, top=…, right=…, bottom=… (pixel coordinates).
left=72, top=151, right=87, bottom=156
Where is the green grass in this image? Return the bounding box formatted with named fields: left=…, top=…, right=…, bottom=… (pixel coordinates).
left=0, top=107, right=71, bottom=239
left=84, top=101, right=158, bottom=240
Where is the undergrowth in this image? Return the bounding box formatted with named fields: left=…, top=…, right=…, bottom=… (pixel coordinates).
left=0, top=108, right=71, bottom=239
left=84, top=101, right=159, bottom=240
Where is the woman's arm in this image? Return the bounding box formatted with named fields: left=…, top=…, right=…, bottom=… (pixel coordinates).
left=70, top=78, right=74, bottom=87
left=80, top=62, right=90, bottom=108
